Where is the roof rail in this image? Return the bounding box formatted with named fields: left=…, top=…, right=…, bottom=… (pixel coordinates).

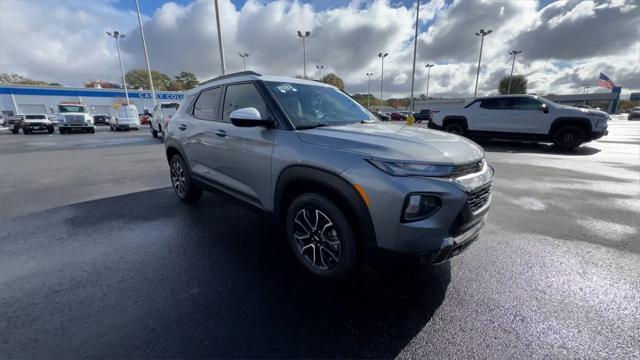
left=200, top=71, right=262, bottom=86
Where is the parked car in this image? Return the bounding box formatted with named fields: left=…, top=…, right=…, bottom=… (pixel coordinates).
left=93, top=114, right=110, bottom=125
left=628, top=107, right=640, bottom=120
left=57, top=102, right=95, bottom=134
left=110, top=104, right=140, bottom=131
left=21, top=114, right=54, bottom=134
left=150, top=102, right=180, bottom=138
left=139, top=112, right=151, bottom=125
left=7, top=115, right=25, bottom=134
left=429, top=95, right=609, bottom=149
left=389, top=112, right=407, bottom=121
left=413, top=109, right=432, bottom=123
left=48, top=115, right=59, bottom=124
left=165, top=72, right=493, bottom=279
left=373, top=111, right=390, bottom=121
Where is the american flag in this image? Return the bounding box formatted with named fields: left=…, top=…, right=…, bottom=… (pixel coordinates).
left=597, top=72, right=615, bottom=89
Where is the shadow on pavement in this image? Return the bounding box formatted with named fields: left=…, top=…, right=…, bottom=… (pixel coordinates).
left=0, top=188, right=450, bottom=358
left=477, top=139, right=601, bottom=155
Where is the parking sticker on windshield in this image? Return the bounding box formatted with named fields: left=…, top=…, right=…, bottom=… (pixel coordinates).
left=276, top=84, right=298, bottom=93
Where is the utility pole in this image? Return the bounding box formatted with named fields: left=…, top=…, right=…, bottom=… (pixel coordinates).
left=366, top=72, right=373, bottom=109
left=297, top=30, right=311, bottom=79
left=424, top=64, right=434, bottom=99
left=378, top=52, right=388, bottom=109
left=214, top=0, right=226, bottom=75
left=474, top=28, right=492, bottom=98
left=238, top=53, right=249, bottom=71
left=408, top=0, right=420, bottom=124
left=135, top=0, right=156, bottom=108
left=106, top=31, right=129, bottom=105
left=507, top=49, right=522, bottom=94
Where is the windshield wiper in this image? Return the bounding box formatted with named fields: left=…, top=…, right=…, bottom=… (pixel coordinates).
left=296, top=122, right=329, bottom=130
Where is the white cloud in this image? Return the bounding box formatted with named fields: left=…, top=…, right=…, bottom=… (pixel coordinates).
left=1, top=0, right=639, bottom=98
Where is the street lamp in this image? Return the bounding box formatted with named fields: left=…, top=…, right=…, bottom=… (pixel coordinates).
left=297, top=30, right=311, bottom=79
left=316, top=65, right=324, bottom=80
left=366, top=72, right=373, bottom=109
left=135, top=0, right=156, bottom=108
left=106, top=30, right=129, bottom=105
left=214, top=0, right=226, bottom=75
left=583, top=83, right=591, bottom=94
left=473, top=28, right=492, bottom=98
left=378, top=52, right=388, bottom=108
left=424, top=64, right=434, bottom=99
left=507, top=49, right=522, bottom=94
left=409, top=0, right=420, bottom=120
left=238, top=52, right=249, bottom=71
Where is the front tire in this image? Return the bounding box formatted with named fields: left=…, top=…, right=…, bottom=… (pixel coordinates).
left=286, top=193, right=360, bottom=279
left=553, top=125, right=586, bottom=149
left=59, top=128, right=66, bottom=134
left=169, top=155, right=202, bottom=204
left=47, top=127, right=54, bottom=134
left=443, top=121, right=466, bottom=135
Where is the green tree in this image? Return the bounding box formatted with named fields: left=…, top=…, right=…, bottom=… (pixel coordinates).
left=498, top=75, right=527, bottom=94
left=48, top=82, right=63, bottom=87
left=125, top=69, right=172, bottom=90
left=320, top=73, right=344, bottom=90
left=0, top=73, right=48, bottom=86
left=174, top=71, right=199, bottom=90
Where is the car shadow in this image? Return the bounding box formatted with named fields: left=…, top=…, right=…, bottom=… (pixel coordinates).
left=476, top=138, right=602, bottom=156
left=0, top=188, right=450, bottom=359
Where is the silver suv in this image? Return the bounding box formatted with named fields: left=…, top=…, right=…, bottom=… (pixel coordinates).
left=165, top=72, right=494, bottom=279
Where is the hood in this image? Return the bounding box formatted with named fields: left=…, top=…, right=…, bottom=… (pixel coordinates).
left=297, top=122, right=484, bottom=164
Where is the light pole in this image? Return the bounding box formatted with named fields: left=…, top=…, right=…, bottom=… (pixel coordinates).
left=583, top=83, right=591, bottom=94
left=408, top=0, right=420, bottom=121
left=135, top=0, right=156, bottom=108
left=473, top=28, right=492, bottom=98
left=214, top=0, right=226, bottom=75
left=378, top=52, right=388, bottom=108
left=297, top=30, right=311, bottom=79
left=238, top=53, right=249, bottom=71
left=424, top=64, right=434, bottom=99
left=316, top=65, right=324, bottom=80
left=366, top=72, right=373, bottom=109
left=507, top=49, right=522, bottom=94
left=106, top=30, right=129, bottom=105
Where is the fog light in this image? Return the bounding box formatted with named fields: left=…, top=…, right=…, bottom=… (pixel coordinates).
left=402, top=194, right=441, bottom=222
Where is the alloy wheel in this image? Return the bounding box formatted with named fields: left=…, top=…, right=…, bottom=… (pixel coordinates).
left=293, top=208, right=341, bottom=270
left=170, top=160, right=187, bottom=197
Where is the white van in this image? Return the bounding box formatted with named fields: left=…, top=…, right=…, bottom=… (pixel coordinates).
left=110, top=104, right=140, bottom=131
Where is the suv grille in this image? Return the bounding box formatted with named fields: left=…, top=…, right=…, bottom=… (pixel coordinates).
left=452, top=160, right=484, bottom=178
left=468, top=184, right=491, bottom=212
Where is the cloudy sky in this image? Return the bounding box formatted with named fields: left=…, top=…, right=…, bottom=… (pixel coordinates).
left=1, top=0, right=639, bottom=98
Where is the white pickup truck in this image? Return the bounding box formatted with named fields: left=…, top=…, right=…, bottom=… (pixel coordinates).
left=150, top=102, right=180, bottom=138
left=429, top=95, right=609, bottom=148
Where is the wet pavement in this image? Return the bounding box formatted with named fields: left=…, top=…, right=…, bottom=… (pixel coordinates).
left=1, top=122, right=638, bottom=358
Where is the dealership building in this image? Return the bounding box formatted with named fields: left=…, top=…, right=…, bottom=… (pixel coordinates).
left=0, top=84, right=185, bottom=117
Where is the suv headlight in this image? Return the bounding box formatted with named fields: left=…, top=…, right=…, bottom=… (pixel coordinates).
left=367, top=159, right=453, bottom=177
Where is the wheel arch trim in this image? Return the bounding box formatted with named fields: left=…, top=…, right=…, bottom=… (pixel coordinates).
left=274, top=165, right=377, bottom=246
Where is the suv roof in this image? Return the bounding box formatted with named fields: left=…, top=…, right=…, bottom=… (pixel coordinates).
left=195, top=71, right=334, bottom=93
left=477, top=94, right=540, bottom=100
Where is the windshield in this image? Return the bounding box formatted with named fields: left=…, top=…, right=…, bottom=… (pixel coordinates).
left=266, top=81, right=376, bottom=128
left=161, top=103, right=179, bottom=109
left=59, top=105, right=87, bottom=113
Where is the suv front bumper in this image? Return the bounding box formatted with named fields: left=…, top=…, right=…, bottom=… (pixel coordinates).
left=343, top=159, right=494, bottom=264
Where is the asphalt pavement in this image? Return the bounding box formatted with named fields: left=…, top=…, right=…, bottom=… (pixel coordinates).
left=0, top=122, right=638, bottom=359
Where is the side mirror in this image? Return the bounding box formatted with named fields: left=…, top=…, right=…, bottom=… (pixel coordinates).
left=230, top=107, right=274, bottom=127
left=541, top=104, right=549, bottom=113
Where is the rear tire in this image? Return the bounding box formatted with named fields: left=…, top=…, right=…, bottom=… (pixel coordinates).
left=11, top=128, right=19, bottom=134
left=59, top=128, right=66, bottom=134
left=286, top=193, right=360, bottom=280
left=48, top=127, right=54, bottom=134
left=553, top=125, right=586, bottom=149
left=88, top=127, right=96, bottom=134
left=169, top=155, right=202, bottom=204
left=22, top=129, right=30, bottom=135
left=151, top=128, right=158, bottom=138
left=443, top=121, right=466, bottom=135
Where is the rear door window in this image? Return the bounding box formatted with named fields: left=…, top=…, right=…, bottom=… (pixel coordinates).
left=480, top=98, right=516, bottom=110
left=193, top=87, right=222, bottom=121
left=514, top=97, right=542, bottom=110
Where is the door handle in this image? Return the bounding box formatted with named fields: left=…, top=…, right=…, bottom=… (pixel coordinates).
left=178, top=124, right=187, bottom=131
left=215, top=129, right=227, bottom=137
